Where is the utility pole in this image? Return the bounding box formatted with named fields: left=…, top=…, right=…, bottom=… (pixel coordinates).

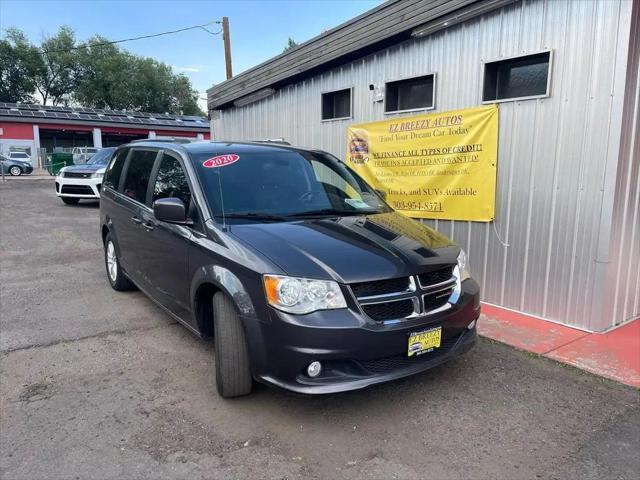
left=222, top=17, right=233, bottom=80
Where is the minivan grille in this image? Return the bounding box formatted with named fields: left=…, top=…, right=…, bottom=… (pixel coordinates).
left=418, top=266, right=454, bottom=286
left=423, top=288, right=454, bottom=311
left=361, top=299, right=414, bottom=321
left=350, top=277, right=410, bottom=298
left=351, top=266, right=457, bottom=323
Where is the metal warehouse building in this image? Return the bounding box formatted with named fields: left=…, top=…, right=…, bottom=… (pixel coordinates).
left=0, top=103, right=210, bottom=165
left=207, top=0, right=640, bottom=332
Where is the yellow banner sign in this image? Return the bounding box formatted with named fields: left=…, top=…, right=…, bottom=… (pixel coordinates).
left=346, top=105, right=498, bottom=222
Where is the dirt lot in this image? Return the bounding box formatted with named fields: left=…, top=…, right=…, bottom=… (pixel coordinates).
left=1, top=179, right=639, bottom=480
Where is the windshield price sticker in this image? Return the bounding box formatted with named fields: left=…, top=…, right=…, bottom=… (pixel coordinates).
left=203, top=154, right=239, bottom=168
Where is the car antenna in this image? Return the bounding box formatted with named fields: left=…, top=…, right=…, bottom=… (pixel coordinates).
left=217, top=167, right=227, bottom=231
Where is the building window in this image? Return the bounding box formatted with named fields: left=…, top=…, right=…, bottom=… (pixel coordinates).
left=321, top=88, right=352, bottom=120
left=483, top=51, right=551, bottom=102
left=385, top=74, right=435, bottom=113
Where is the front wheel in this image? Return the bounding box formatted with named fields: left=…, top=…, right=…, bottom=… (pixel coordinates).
left=61, top=197, right=79, bottom=205
left=104, top=233, right=134, bottom=291
left=9, top=166, right=22, bottom=176
left=213, top=292, right=253, bottom=398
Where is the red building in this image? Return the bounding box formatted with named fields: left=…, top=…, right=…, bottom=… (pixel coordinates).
left=0, top=102, right=210, bottom=164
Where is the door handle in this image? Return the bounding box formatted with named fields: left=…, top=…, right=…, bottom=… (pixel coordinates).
left=142, top=221, right=155, bottom=231
left=131, top=216, right=142, bottom=225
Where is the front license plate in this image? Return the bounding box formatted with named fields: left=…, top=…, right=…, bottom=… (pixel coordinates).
left=407, top=326, right=442, bottom=357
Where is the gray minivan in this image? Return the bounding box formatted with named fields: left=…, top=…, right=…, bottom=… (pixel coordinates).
left=100, top=140, right=480, bottom=397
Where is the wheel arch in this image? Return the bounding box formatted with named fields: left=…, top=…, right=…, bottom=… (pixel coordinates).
left=101, top=224, right=110, bottom=245
left=191, top=265, right=257, bottom=338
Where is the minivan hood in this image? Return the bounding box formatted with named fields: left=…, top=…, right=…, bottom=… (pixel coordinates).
left=229, top=212, right=459, bottom=284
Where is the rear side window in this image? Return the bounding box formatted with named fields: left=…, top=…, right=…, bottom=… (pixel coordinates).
left=103, top=149, right=128, bottom=190
left=121, top=150, right=158, bottom=204
left=153, top=154, right=192, bottom=208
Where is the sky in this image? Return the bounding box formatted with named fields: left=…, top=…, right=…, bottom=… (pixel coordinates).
left=0, top=0, right=383, bottom=110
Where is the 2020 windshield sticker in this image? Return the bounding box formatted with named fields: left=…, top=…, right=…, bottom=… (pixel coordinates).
left=203, top=154, right=239, bottom=168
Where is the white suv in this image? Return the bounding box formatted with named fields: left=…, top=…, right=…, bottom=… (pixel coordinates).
left=55, top=147, right=115, bottom=205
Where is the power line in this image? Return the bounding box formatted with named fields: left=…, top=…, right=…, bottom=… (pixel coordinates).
left=41, top=21, right=222, bottom=54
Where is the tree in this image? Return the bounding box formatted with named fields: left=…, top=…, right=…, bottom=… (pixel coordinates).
left=74, top=37, right=132, bottom=110
left=283, top=37, right=298, bottom=53
left=0, top=29, right=42, bottom=103
left=0, top=26, right=204, bottom=115
left=34, top=26, right=79, bottom=105
left=74, top=38, right=204, bottom=115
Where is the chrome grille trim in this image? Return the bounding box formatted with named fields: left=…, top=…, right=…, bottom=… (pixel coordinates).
left=350, top=272, right=459, bottom=323
left=355, top=276, right=416, bottom=302
left=417, top=276, right=457, bottom=291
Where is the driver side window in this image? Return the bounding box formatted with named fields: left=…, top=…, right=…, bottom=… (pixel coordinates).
left=153, top=154, right=192, bottom=207
left=153, top=153, right=201, bottom=229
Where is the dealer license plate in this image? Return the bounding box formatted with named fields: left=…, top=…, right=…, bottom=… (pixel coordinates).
left=407, top=326, right=442, bottom=357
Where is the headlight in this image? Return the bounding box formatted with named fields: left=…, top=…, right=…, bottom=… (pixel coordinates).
left=263, top=275, right=347, bottom=314
left=92, top=172, right=104, bottom=179
left=456, top=249, right=471, bottom=281
left=449, top=249, right=471, bottom=304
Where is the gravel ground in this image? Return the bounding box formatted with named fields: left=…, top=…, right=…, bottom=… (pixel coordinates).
left=1, top=179, right=639, bottom=480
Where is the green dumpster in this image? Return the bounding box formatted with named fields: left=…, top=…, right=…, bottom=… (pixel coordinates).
left=48, top=153, right=74, bottom=176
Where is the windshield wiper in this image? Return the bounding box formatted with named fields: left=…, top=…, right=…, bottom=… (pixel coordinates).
left=215, top=212, right=289, bottom=221
left=288, top=208, right=374, bottom=218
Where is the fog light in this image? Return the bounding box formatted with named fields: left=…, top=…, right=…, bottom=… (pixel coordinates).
left=307, top=361, right=322, bottom=378
left=468, top=320, right=477, bottom=330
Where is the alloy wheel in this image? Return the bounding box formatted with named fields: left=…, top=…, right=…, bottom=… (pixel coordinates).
left=106, top=241, right=118, bottom=282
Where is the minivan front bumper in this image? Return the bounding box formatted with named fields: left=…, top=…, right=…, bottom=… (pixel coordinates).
left=243, top=278, right=480, bottom=394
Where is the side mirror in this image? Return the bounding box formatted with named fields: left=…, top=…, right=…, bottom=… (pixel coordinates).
left=153, top=197, right=189, bottom=224
left=374, top=188, right=387, bottom=200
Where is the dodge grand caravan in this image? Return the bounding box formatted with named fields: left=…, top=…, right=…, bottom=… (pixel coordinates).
left=100, top=141, right=480, bottom=397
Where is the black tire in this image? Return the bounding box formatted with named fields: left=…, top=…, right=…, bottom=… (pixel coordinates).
left=213, top=292, right=252, bottom=398
left=104, top=233, right=134, bottom=291
left=9, top=166, right=22, bottom=176
left=61, top=197, right=80, bottom=205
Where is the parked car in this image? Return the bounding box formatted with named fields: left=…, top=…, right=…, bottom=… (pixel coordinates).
left=55, top=147, right=116, bottom=204
left=7, top=151, right=32, bottom=163
left=72, top=146, right=99, bottom=164
left=0, top=154, right=33, bottom=176
left=100, top=141, right=480, bottom=397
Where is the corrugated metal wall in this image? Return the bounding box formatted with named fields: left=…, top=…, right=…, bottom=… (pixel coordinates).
left=603, top=0, right=640, bottom=328
left=212, top=0, right=635, bottom=331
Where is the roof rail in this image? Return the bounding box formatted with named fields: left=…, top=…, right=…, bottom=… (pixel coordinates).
left=130, top=137, right=201, bottom=144
left=249, top=138, right=291, bottom=145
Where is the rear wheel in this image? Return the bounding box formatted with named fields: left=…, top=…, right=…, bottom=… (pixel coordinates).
left=61, top=197, right=79, bottom=205
left=213, top=292, right=252, bottom=398
left=9, top=166, right=22, bottom=176
left=104, top=233, right=134, bottom=291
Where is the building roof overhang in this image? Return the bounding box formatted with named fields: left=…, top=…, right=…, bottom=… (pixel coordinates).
left=207, top=0, right=517, bottom=111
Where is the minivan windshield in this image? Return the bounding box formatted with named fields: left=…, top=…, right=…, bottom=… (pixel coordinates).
left=87, top=147, right=116, bottom=165
left=193, top=149, right=391, bottom=220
